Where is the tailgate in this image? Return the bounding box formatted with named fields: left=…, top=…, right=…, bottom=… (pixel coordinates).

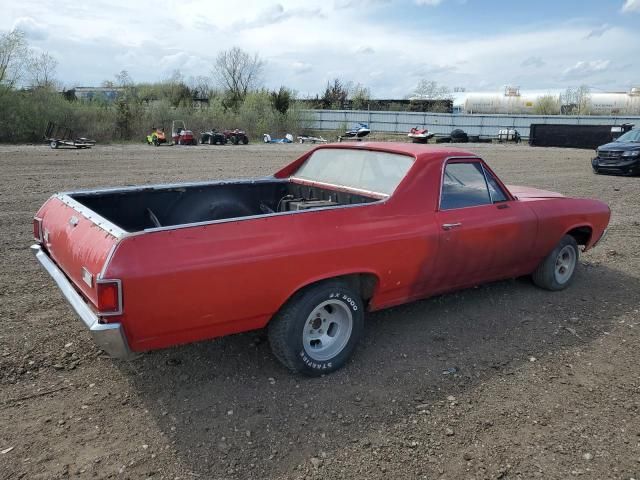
left=35, top=195, right=121, bottom=309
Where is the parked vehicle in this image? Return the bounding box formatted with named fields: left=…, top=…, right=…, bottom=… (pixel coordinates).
left=592, top=128, right=640, bottom=176
left=44, top=121, right=95, bottom=149
left=297, top=134, right=328, bottom=144
left=31, top=143, right=610, bottom=375
left=408, top=126, right=434, bottom=143
left=497, top=128, right=521, bottom=143
left=338, top=123, right=371, bottom=142
left=263, top=133, right=294, bottom=143
left=223, top=128, right=249, bottom=145
left=146, top=127, right=167, bottom=146
left=172, top=120, right=197, bottom=145
left=200, top=129, right=227, bottom=145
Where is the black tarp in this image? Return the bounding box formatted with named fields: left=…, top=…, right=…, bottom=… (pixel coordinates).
left=529, top=124, right=615, bottom=149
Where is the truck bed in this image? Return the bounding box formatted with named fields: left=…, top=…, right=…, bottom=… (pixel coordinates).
left=69, top=179, right=378, bottom=233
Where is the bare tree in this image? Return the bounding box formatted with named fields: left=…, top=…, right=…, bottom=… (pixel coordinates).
left=28, top=51, right=58, bottom=89
left=115, top=69, right=133, bottom=88
left=213, top=47, right=264, bottom=105
left=411, top=79, right=451, bottom=100
left=188, top=75, right=214, bottom=99
left=0, top=29, right=29, bottom=88
left=562, top=85, right=591, bottom=115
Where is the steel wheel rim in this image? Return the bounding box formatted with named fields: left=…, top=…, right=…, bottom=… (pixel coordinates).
left=554, top=245, right=576, bottom=284
left=302, top=300, right=353, bottom=362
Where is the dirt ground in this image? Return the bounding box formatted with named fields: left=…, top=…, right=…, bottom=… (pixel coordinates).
left=0, top=142, right=638, bottom=480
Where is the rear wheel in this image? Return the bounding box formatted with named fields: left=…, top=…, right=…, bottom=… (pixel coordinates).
left=532, top=235, right=579, bottom=291
left=49, top=140, right=58, bottom=149
left=242, top=136, right=249, bottom=145
left=268, top=281, right=364, bottom=376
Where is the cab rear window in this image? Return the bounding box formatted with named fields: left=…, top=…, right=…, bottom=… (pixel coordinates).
left=293, top=149, right=414, bottom=196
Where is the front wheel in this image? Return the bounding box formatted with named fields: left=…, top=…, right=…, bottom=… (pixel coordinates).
left=50, top=140, right=58, bottom=149
left=268, top=281, right=364, bottom=376
left=532, top=235, right=579, bottom=291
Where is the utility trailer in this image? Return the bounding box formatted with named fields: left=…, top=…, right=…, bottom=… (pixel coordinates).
left=44, top=121, right=96, bottom=149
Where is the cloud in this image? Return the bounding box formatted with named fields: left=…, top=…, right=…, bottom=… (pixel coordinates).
left=291, top=61, right=313, bottom=74
left=521, top=56, right=545, bottom=68
left=562, top=60, right=610, bottom=79
left=411, top=64, right=457, bottom=77
left=12, top=17, right=48, bottom=40
left=621, top=0, right=640, bottom=12
left=4, top=0, right=640, bottom=96
left=334, top=0, right=390, bottom=9
left=585, top=23, right=611, bottom=39
left=158, top=51, right=207, bottom=74
left=415, top=0, right=443, bottom=5
left=234, top=3, right=325, bottom=29
left=355, top=46, right=375, bottom=55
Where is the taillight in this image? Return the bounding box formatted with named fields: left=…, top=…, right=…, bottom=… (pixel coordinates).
left=33, top=217, right=43, bottom=242
left=96, top=279, right=122, bottom=315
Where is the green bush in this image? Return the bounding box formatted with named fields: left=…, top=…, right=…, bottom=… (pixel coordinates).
left=0, top=87, right=310, bottom=144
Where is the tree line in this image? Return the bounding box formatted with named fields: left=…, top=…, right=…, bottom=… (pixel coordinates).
left=0, top=33, right=308, bottom=143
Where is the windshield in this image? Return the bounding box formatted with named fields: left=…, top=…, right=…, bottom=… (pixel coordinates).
left=293, top=149, right=414, bottom=196
left=615, top=129, right=640, bottom=143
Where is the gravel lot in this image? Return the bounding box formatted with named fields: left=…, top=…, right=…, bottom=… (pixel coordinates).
left=0, top=142, right=638, bottom=480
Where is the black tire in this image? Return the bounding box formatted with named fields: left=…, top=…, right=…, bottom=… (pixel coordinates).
left=242, top=136, right=249, bottom=145
left=231, top=135, right=239, bottom=145
left=268, top=281, right=364, bottom=376
left=50, top=140, right=58, bottom=149
left=532, top=235, right=579, bottom=291
left=208, top=136, right=213, bottom=145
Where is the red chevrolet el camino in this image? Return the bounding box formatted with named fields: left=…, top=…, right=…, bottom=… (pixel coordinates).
left=32, top=143, right=610, bottom=375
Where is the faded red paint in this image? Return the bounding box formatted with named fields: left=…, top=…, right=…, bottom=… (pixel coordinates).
left=33, top=143, right=611, bottom=354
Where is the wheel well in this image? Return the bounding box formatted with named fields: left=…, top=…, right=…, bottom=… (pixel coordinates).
left=566, top=226, right=592, bottom=246
left=288, top=273, right=379, bottom=306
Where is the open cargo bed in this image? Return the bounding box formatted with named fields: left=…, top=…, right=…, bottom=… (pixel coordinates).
left=68, top=179, right=379, bottom=233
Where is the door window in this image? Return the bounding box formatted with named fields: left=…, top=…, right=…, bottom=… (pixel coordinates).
left=484, top=170, right=509, bottom=202
left=440, top=162, right=491, bottom=210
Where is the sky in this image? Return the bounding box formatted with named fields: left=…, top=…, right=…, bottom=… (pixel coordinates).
left=3, top=0, right=640, bottom=98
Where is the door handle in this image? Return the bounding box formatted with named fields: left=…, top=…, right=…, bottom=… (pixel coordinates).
left=442, top=222, right=462, bottom=230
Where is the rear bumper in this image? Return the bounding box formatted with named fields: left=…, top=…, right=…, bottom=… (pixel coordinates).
left=31, top=244, right=135, bottom=360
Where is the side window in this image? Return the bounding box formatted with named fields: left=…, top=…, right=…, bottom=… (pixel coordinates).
left=440, top=162, right=491, bottom=210
left=485, top=170, right=509, bottom=202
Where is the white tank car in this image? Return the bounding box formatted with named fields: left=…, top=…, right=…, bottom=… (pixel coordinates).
left=588, top=91, right=640, bottom=115
left=461, top=88, right=640, bottom=115
left=463, top=92, right=561, bottom=114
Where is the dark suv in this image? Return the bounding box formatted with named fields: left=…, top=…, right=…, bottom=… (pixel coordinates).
left=592, top=128, right=640, bottom=176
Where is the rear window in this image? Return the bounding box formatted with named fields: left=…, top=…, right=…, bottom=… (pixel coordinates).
left=293, top=149, right=414, bottom=196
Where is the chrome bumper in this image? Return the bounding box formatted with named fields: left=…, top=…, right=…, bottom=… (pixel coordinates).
left=30, top=244, right=135, bottom=360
